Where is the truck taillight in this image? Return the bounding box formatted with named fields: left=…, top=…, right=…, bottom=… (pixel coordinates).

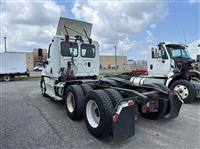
left=128, top=101, right=135, bottom=106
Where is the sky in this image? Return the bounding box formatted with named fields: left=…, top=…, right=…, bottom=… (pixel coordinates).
left=0, top=0, right=199, bottom=60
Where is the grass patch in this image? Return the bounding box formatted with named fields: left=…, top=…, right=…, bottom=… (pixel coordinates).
left=14, top=76, right=40, bottom=81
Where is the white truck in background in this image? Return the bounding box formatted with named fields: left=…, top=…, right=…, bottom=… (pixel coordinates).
left=130, top=42, right=200, bottom=103
left=0, top=52, right=29, bottom=81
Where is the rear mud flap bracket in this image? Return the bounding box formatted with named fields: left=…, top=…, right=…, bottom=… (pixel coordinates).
left=112, top=103, right=136, bottom=141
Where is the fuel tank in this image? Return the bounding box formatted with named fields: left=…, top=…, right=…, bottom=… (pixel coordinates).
left=130, top=77, right=165, bottom=86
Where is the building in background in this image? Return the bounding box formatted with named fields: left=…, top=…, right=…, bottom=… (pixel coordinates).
left=99, top=55, right=128, bottom=73
left=188, top=40, right=200, bottom=60
left=26, top=48, right=47, bottom=71
left=126, top=59, right=147, bottom=71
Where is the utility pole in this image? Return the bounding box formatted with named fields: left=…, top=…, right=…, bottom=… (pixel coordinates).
left=4, top=37, right=7, bottom=53
left=114, top=46, right=117, bottom=71
left=182, top=29, right=186, bottom=44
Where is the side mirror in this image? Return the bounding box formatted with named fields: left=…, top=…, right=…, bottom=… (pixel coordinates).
left=38, top=48, right=43, bottom=60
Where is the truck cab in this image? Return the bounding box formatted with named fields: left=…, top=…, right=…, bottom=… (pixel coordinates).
left=43, top=36, right=99, bottom=78
left=148, top=42, right=194, bottom=78
left=41, top=17, right=99, bottom=100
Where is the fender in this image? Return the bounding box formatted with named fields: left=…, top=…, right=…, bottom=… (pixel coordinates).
left=166, top=73, right=182, bottom=87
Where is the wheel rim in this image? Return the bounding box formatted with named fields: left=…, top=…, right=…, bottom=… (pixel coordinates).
left=86, top=100, right=100, bottom=128
left=4, top=76, right=10, bottom=81
left=174, top=85, right=189, bottom=99
left=66, top=92, right=75, bottom=113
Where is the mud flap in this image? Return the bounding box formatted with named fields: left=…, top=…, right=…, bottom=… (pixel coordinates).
left=112, top=102, right=136, bottom=141
left=166, top=94, right=183, bottom=119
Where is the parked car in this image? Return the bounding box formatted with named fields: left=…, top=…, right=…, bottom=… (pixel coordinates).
left=34, top=65, right=44, bottom=71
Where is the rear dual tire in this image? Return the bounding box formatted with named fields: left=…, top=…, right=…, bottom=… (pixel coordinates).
left=64, top=86, right=124, bottom=138
left=84, top=89, right=123, bottom=138
left=84, top=90, right=114, bottom=138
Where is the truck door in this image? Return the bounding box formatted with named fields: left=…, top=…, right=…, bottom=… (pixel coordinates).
left=79, top=43, right=96, bottom=75
left=43, top=43, right=55, bottom=91
left=148, top=46, right=171, bottom=77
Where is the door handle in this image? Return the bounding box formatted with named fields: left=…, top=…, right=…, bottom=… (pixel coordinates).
left=150, top=64, right=153, bottom=70
left=50, top=68, right=52, bottom=74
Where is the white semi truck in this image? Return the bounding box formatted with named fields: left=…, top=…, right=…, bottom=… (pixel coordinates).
left=130, top=42, right=200, bottom=103
left=0, top=52, right=29, bottom=81
left=39, top=17, right=183, bottom=140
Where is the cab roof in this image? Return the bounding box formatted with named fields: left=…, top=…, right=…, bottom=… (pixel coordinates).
left=158, top=42, right=188, bottom=47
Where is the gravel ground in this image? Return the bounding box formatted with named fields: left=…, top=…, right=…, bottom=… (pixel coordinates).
left=0, top=80, right=200, bottom=149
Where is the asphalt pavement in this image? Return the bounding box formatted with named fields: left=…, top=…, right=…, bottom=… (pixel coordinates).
left=0, top=80, right=200, bottom=149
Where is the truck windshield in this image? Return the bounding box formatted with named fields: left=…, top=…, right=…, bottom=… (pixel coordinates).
left=61, top=42, right=78, bottom=57
left=166, top=45, right=190, bottom=58
left=81, top=44, right=95, bottom=58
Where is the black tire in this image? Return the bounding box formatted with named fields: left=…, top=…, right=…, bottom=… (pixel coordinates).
left=84, top=90, right=113, bottom=138
left=138, top=99, right=169, bottom=120
left=80, top=84, right=93, bottom=96
left=103, top=89, right=123, bottom=107
left=64, top=85, right=85, bottom=120
left=170, top=79, right=195, bottom=103
left=3, top=75, right=11, bottom=81
left=40, top=79, right=47, bottom=97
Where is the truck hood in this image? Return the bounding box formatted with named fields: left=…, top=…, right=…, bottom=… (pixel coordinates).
left=173, top=57, right=194, bottom=65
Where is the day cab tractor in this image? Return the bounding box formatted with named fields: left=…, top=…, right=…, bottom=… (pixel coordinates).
left=39, top=17, right=183, bottom=140
left=130, top=42, right=200, bottom=103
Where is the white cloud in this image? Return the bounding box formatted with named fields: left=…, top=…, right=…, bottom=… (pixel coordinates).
left=150, top=24, right=157, bottom=29
left=145, top=30, right=154, bottom=43
left=188, top=0, right=199, bottom=3
left=188, top=39, right=200, bottom=60
left=0, top=1, right=64, bottom=52
left=118, top=37, right=136, bottom=52
left=71, top=0, right=168, bottom=55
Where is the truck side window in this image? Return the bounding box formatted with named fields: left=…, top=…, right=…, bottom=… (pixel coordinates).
left=158, top=46, right=168, bottom=59
left=152, top=48, right=161, bottom=59
left=61, top=42, right=78, bottom=57
left=81, top=44, right=95, bottom=58
left=48, top=43, right=52, bottom=59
